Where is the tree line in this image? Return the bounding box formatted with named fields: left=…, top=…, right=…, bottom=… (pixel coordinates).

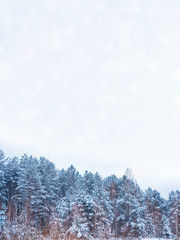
left=0, top=149, right=179, bottom=239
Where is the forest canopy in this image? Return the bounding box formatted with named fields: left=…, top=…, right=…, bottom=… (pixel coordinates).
left=0, top=149, right=179, bottom=239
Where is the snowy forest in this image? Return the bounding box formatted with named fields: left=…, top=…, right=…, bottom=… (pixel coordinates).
left=0, top=149, right=179, bottom=240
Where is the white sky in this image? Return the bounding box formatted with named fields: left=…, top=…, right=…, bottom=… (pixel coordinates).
left=0, top=0, right=180, bottom=198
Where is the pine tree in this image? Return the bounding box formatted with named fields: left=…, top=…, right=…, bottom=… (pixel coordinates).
left=103, top=174, right=118, bottom=237
left=144, top=188, right=155, bottom=237
left=38, top=157, right=58, bottom=226
left=4, top=157, right=19, bottom=222
left=0, top=148, right=180, bottom=239
left=16, top=155, right=47, bottom=228
left=67, top=202, right=90, bottom=239
left=117, top=175, right=145, bottom=238
left=168, top=191, right=180, bottom=239
left=0, top=150, right=7, bottom=238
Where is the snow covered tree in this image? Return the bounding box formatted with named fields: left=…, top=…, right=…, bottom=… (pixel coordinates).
left=4, top=157, right=19, bottom=222
left=117, top=175, right=145, bottom=238
left=144, top=188, right=155, bottom=237
left=103, top=174, right=118, bottom=237
left=56, top=168, right=68, bottom=198
left=16, top=155, right=47, bottom=227
left=0, top=150, right=7, bottom=238
left=38, top=157, right=58, bottom=226
left=0, top=148, right=179, bottom=239
left=93, top=173, right=113, bottom=239
left=168, top=191, right=180, bottom=239
left=67, top=202, right=90, bottom=239
left=0, top=203, right=6, bottom=239
left=48, top=209, right=64, bottom=240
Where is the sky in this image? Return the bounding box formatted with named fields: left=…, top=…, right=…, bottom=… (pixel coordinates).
left=0, top=0, right=180, bottom=198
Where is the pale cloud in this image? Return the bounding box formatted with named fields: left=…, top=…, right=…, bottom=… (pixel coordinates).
left=43, top=0, right=57, bottom=14
left=0, top=0, right=180, bottom=197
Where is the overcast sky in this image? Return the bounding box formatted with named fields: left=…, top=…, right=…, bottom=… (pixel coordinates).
left=0, top=0, right=180, bottom=198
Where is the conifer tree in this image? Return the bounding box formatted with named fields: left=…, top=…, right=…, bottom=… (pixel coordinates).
left=0, top=150, right=7, bottom=238
left=168, top=191, right=180, bottom=239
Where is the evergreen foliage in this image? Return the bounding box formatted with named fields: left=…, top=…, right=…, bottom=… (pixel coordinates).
left=0, top=149, right=179, bottom=239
